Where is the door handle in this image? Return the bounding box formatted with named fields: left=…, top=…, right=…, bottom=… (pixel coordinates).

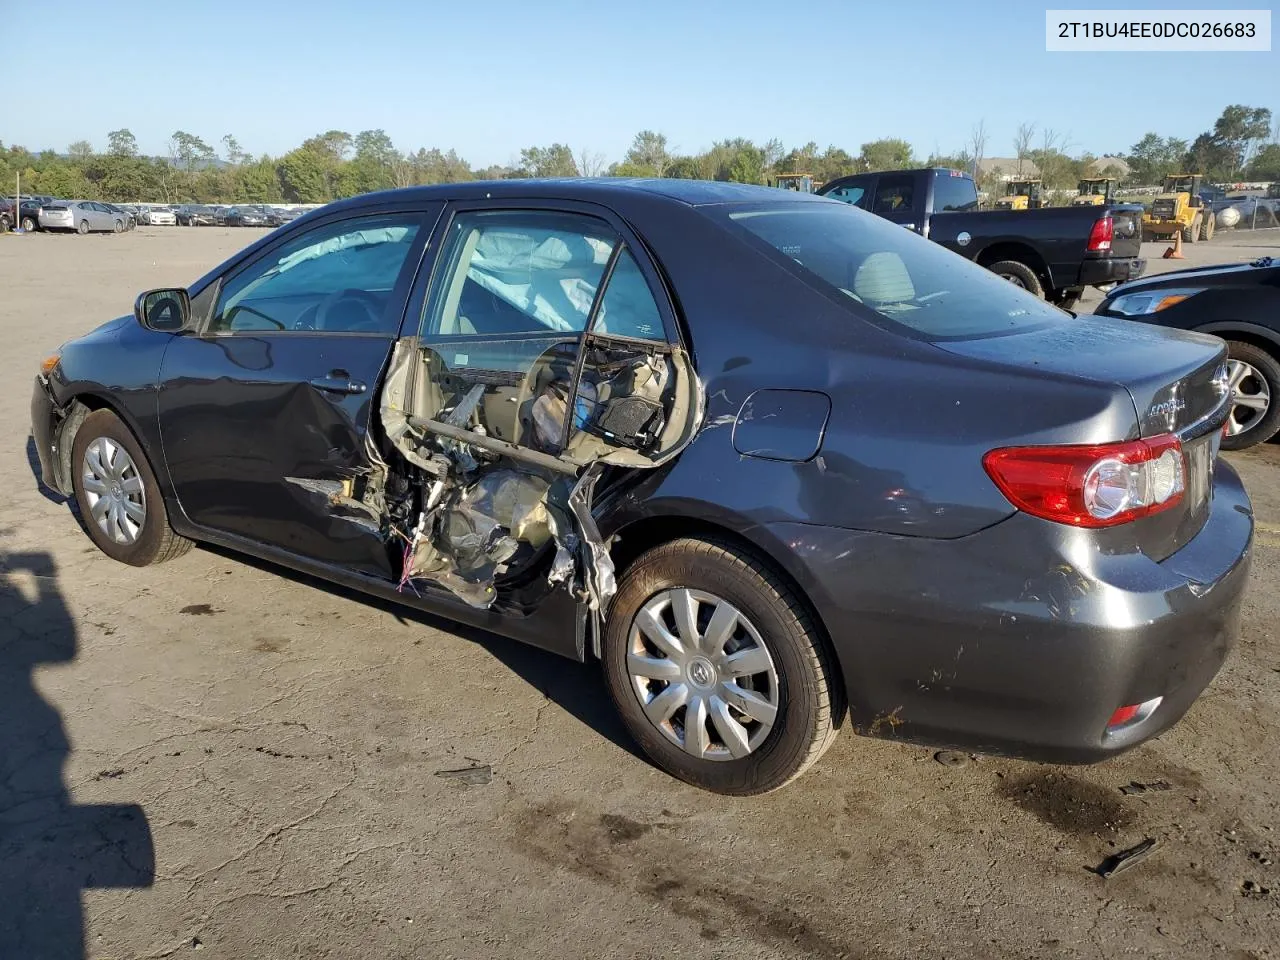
left=309, top=374, right=367, bottom=395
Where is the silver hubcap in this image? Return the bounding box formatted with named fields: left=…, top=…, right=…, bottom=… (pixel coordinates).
left=1227, top=359, right=1271, bottom=436
left=82, top=437, right=146, bottom=544
left=627, top=588, right=780, bottom=761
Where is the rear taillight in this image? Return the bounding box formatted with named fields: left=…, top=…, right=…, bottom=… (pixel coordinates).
left=1086, top=216, right=1114, bottom=252
left=983, top=434, right=1184, bottom=527
left=1106, top=697, right=1163, bottom=733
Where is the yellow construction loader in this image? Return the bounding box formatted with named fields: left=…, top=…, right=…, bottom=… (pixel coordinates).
left=994, top=179, right=1044, bottom=210
left=1072, top=178, right=1118, bottom=206
left=1143, top=173, right=1214, bottom=243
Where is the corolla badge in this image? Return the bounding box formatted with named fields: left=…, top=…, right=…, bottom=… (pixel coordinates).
left=956, top=231, right=972, bottom=247
left=1149, top=396, right=1186, bottom=429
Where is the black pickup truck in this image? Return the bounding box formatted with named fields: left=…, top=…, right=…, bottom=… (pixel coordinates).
left=817, top=168, right=1145, bottom=308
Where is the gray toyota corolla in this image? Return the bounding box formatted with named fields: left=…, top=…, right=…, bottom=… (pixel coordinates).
left=31, top=180, right=1252, bottom=794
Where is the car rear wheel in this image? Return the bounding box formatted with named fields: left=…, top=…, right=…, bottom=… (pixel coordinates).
left=77, top=220, right=90, bottom=235
left=1222, top=342, right=1280, bottom=451
left=987, top=260, right=1044, bottom=298
left=71, top=409, right=193, bottom=566
left=602, top=537, right=841, bottom=795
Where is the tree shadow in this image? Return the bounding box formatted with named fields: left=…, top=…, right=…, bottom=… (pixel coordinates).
left=0, top=551, right=155, bottom=959
left=198, top=543, right=644, bottom=762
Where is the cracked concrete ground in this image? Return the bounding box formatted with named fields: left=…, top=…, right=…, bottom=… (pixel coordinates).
left=1, top=226, right=1278, bottom=959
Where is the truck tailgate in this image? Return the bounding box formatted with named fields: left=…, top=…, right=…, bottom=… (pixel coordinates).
left=1106, top=204, right=1144, bottom=259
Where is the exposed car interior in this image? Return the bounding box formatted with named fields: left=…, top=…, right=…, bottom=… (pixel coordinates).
left=375, top=210, right=699, bottom=609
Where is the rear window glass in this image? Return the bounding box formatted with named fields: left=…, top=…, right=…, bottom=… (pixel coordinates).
left=717, top=202, right=1063, bottom=340
left=932, top=171, right=979, bottom=211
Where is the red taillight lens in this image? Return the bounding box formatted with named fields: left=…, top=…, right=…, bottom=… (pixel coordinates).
left=983, top=434, right=1184, bottom=527
left=1087, top=216, right=1114, bottom=252
left=1106, top=697, right=1163, bottom=732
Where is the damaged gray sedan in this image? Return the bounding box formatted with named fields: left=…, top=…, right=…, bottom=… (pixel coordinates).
left=32, top=180, right=1251, bottom=794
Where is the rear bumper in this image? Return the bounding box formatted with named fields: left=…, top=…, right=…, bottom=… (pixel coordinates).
left=1078, top=256, right=1146, bottom=289
left=771, top=458, right=1252, bottom=762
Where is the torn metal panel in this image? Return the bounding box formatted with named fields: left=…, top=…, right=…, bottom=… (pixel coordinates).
left=284, top=476, right=382, bottom=534
left=403, top=469, right=568, bottom=610
left=377, top=332, right=703, bottom=619
left=570, top=465, right=614, bottom=616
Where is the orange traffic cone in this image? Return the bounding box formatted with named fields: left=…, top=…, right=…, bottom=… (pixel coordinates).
left=1163, top=232, right=1184, bottom=259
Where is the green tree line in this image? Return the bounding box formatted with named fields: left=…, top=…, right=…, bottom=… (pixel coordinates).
left=2, top=104, right=1275, bottom=205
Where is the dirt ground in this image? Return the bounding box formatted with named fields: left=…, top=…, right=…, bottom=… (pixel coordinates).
left=1, top=225, right=1278, bottom=960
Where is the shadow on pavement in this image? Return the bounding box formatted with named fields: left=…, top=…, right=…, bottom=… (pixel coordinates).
left=198, top=542, right=645, bottom=762
left=0, top=551, right=155, bottom=959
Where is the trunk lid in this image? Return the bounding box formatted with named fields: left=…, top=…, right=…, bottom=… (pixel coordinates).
left=939, top=314, right=1228, bottom=560
left=1102, top=204, right=1144, bottom=259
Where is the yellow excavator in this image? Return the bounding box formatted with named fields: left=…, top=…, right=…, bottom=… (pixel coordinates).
left=994, top=179, right=1044, bottom=210
left=1072, top=178, right=1118, bottom=206
left=1143, top=173, right=1214, bottom=243
left=770, top=173, right=819, bottom=193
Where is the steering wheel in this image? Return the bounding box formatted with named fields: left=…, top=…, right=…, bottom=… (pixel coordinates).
left=314, top=289, right=383, bottom=333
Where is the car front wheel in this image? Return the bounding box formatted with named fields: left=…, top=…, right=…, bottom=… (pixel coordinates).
left=71, top=409, right=192, bottom=566
left=1222, top=341, right=1280, bottom=450
left=602, top=536, right=841, bottom=795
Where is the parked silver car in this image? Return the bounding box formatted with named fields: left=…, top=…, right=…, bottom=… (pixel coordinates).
left=39, top=200, right=129, bottom=234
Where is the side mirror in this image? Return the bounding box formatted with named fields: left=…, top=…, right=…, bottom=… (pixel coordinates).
left=134, top=288, right=191, bottom=332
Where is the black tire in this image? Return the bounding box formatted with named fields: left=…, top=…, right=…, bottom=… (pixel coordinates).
left=1200, top=215, right=1215, bottom=242
left=77, top=219, right=90, bottom=235
left=602, top=537, right=842, bottom=795
left=112, top=219, right=123, bottom=233
left=1221, top=341, right=1280, bottom=451
left=1183, top=220, right=1197, bottom=243
left=20, top=216, right=35, bottom=232
left=70, top=409, right=193, bottom=566
left=987, top=260, right=1044, bottom=298
left=0, top=216, right=9, bottom=233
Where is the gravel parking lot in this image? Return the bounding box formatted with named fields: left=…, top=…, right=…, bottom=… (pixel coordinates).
left=2, top=225, right=1279, bottom=960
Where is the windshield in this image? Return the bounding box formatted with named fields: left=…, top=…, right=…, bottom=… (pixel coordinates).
left=716, top=202, right=1065, bottom=340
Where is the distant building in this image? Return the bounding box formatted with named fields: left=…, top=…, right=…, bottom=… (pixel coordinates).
left=1089, top=156, right=1131, bottom=178
left=975, top=157, right=1041, bottom=181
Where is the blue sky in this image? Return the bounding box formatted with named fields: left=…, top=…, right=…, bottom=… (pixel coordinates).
left=8, top=0, right=1276, bottom=165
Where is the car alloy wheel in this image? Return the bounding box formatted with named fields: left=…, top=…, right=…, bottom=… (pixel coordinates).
left=627, top=587, right=780, bottom=760
left=1226, top=358, right=1271, bottom=437
left=82, top=436, right=146, bottom=544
